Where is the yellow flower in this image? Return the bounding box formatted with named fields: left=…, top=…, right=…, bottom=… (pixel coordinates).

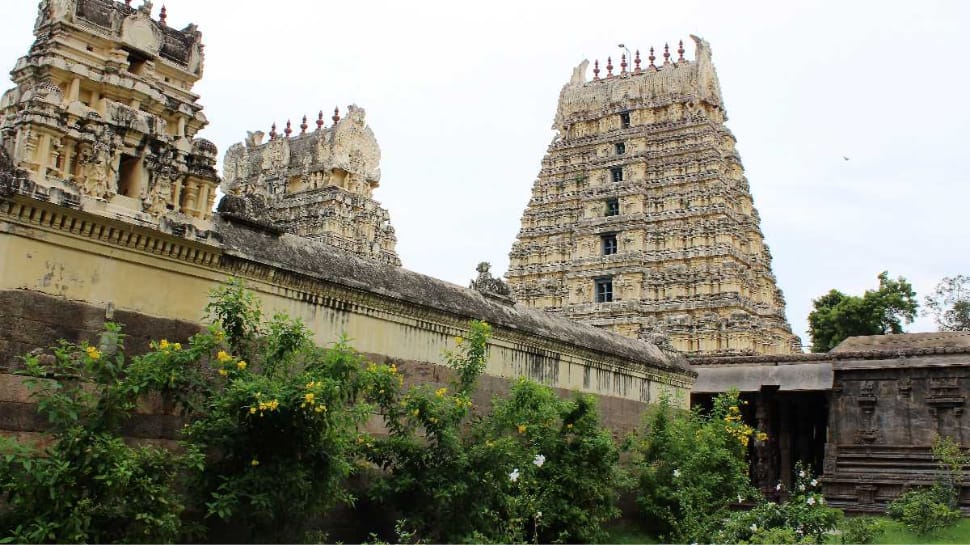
left=455, top=336, right=464, bottom=344
left=237, top=360, right=247, bottom=370
left=566, top=423, right=573, bottom=430
left=304, top=392, right=315, bottom=405
left=173, top=342, right=182, bottom=351
left=159, top=339, right=170, bottom=350
left=306, top=381, right=316, bottom=389
left=249, top=407, right=257, bottom=414
left=315, top=404, right=326, bottom=413
left=251, top=458, right=259, bottom=467
left=85, top=346, right=101, bottom=360
left=412, top=408, right=420, bottom=417
left=756, top=432, right=768, bottom=441
left=517, top=424, right=527, bottom=434
left=216, top=350, right=232, bottom=363
left=435, top=387, right=448, bottom=398
left=389, top=364, right=398, bottom=374
left=218, top=368, right=228, bottom=377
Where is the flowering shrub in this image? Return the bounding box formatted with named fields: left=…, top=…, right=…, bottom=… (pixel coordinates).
left=635, top=390, right=757, bottom=543
left=363, top=324, right=624, bottom=543
left=183, top=282, right=385, bottom=542
left=0, top=324, right=203, bottom=543
left=718, top=462, right=842, bottom=544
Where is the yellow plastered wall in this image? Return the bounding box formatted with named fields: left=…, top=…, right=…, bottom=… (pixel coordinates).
left=0, top=202, right=692, bottom=407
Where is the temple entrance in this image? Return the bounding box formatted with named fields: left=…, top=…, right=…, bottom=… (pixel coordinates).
left=691, top=388, right=829, bottom=495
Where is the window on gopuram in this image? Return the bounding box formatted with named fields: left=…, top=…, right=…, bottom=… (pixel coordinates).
left=117, top=154, right=142, bottom=198
left=620, top=111, right=631, bottom=128
left=595, top=277, right=614, bottom=303
left=610, top=167, right=623, bottom=183
left=601, top=233, right=618, bottom=255
left=605, top=198, right=620, bottom=216
left=615, top=142, right=626, bottom=155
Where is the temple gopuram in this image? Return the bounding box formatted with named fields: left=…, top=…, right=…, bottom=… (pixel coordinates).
left=220, top=107, right=400, bottom=266
left=0, top=0, right=219, bottom=238
left=507, top=37, right=800, bottom=356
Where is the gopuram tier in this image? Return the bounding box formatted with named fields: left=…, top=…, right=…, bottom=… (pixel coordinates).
left=220, top=106, right=400, bottom=266
left=0, top=0, right=219, bottom=237
left=507, top=37, right=800, bottom=356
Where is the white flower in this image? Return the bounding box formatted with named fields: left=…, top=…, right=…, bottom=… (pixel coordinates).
left=775, top=483, right=782, bottom=491
left=509, top=468, right=520, bottom=482
left=750, top=523, right=758, bottom=532
left=799, top=484, right=806, bottom=491
left=799, top=470, right=806, bottom=478
left=533, top=454, right=546, bottom=468
left=810, top=479, right=818, bottom=487
left=673, top=469, right=681, bottom=478
left=535, top=511, right=542, bottom=518
left=738, top=494, right=743, bottom=503
left=807, top=496, right=816, bottom=505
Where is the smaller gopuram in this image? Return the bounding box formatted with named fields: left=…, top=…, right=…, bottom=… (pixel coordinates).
left=0, top=0, right=220, bottom=237
left=221, top=106, right=401, bottom=266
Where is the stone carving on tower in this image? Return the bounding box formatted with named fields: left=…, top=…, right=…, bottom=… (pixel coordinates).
left=507, top=37, right=800, bottom=356
left=220, top=106, right=401, bottom=266
left=0, top=0, right=220, bottom=238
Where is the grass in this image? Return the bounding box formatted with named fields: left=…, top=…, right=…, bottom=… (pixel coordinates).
left=870, top=516, right=970, bottom=544
left=603, top=520, right=659, bottom=544
left=603, top=516, right=970, bottom=544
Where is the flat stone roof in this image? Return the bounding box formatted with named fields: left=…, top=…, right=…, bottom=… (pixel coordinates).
left=832, top=331, right=970, bottom=352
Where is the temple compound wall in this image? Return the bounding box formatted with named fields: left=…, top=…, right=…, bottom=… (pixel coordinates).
left=0, top=0, right=694, bottom=445
left=691, top=332, right=970, bottom=513
left=507, top=37, right=800, bottom=357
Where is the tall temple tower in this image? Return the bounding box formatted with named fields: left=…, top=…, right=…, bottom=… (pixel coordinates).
left=507, top=37, right=799, bottom=356
left=0, top=0, right=220, bottom=236
left=220, top=106, right=401, bottom=266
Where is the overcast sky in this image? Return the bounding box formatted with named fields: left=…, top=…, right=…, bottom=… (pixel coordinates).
left=3, top=0, right=968, bottom=346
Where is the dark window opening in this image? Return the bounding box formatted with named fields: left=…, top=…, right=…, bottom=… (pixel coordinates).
left=125, top=49, right=149, bottom=75
left=610, top=167, right=623, bottom=183
left=620, top=111, right=631, bottom=128
left=595, top=277, right=614, bottom=303
left=602, top=233, right=618, bottom=255
left=606, top=198, right=619, bottom=216
left=117, top=154, right=140, bottom=197
left=615, top=142, right=626, bottom=155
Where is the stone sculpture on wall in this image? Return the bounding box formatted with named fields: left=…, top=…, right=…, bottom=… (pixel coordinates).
left=507, top=37, right=800, bottom=356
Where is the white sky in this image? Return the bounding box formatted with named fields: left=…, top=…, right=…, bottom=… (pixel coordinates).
left=3, top=0, right=968, bottom=347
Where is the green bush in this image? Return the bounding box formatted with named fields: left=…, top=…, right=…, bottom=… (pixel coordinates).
left=363, top=322, right=625, bottom=543
left=0, top=324, right=203, bottom=543
left=184, top=281, right=385, bottom=542
left=887, top=436, right=966, bottom=536
left=718, top=462, right=842, bottom=545
left=839, top=517, right=884, bottom=544
left=635, top=390, right=757, bottom=543
left=887, top=485, right=960, bottom=536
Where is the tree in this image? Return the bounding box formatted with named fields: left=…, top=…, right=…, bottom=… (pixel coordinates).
left=923, top=275, right=970, bottom=332
left=807, top=271, right=918, bottom=352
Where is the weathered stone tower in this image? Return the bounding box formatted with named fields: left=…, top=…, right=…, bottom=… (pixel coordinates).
left=507, top=37, right=799, bottom=356
left=0, top=0, right=220, bottom=237
left=221, top=106, right=401, bottom=266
